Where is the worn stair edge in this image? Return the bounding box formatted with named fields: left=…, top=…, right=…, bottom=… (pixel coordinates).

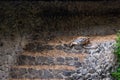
left=16, top=55, right=82, bottom=67
left=34, top=34, right=116, bottom=45
left=10, top=68, right=75, bottom=79
left=22, top=50, right=87, bottom=60
left=12, top=65, right=76, bottom=70
left=9, top=78, right=65, bottom=80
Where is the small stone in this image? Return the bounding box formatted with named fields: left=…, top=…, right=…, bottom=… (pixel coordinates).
left=46, top=57, right=54, bottom=65
left=74, top=57, right=79, bottom=61
left=74, top=45, right=82, bottom=50
left=85, top=73, right=91, bottom=79
left=74, top=62, right=82, bottom=68
left=52, top=70, right=63, bottom=79
left=76, top=69, right=81, bottom=74
left=65, top=57, right=74, bottom=65
left=56, top=57, right=64, bottom=65
left=26, top=56, right=35, bottom=65
left=55, top=73, right=63, bottom=79
left=18, top=68, right=28, bottom=78
left=81, top=69, right=87, bottom=75
left=17, top=55, right=35, bottom=65
left=0, top=56, right=7, bottom=65
left=65, top=57, right=73, bottom=61
left=89, top=68, right=96, bottom=74
left=0, top=71, right=8, bottom=79
left=42, top=70, right=54, bottom=78
left=55, top=45, right=63, bottom=50
left=10, top=68, right=27, bottom=78
left=36, top=56, right=48, bottom=65
left=27, top=68, right=43, bottom=78
left=102, top=78, right=111, bottom=80
left=90, top=73, right=98, bottom=79
left=62, top=70, right=74, bottom=76
left=67, top=61, right=75, bottom=66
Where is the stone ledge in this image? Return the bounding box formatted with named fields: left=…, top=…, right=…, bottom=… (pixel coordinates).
left=9, top=79, right=64, bottom=80
left=16, top=55, right=82, bottom=67
left=22, top=50, right=87, bottom=59
left=12, top=65, right=76, bottom=70
left=9, top=68, right=75, bottom=79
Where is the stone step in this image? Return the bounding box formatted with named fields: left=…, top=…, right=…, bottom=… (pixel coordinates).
left=32, top=34, right=116, bottom=45
left=9, top=78, right=65, bottom=80
left=10, top=66, right=75, bottom=79
left=12, top=65, right=76, bottom=70
left=22, top=50, right=86, bottom=60
left=16, top=55, right=82, bottom=67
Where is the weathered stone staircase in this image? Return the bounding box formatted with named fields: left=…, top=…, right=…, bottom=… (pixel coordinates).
left=9, top=35, right=117, bottom=80
left=9, top=43, right=86, bottom=80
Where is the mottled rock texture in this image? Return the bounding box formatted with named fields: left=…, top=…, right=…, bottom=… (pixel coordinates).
left=68, top=41, right=117, bottom=80
left=7, top=40, right=117, bottom=80
left=0, top=1, right=119, bottom=80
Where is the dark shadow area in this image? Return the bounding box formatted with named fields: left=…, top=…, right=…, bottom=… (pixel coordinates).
left=23, top=42, right=54, bottom=52
left=0, top=1, right=120, bottom=39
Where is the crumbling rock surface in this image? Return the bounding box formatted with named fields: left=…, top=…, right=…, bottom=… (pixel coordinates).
left=67, top=40, right=117, bottom=80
